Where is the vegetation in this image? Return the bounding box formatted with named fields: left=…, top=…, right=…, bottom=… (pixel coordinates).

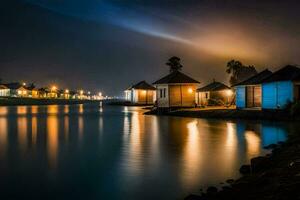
left=166, top=56, right=183, bottom=73
left=226, top=59, right=257, bottom=86
left=287, top=101, right=300, bottom=117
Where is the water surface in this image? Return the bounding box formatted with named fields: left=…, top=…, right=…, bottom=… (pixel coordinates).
left=0, top=104, right=288, bottom=199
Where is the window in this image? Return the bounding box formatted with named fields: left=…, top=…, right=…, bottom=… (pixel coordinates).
left=205, top=92, right=208, bottom=99
left=159, top=88, right=167, bottom=98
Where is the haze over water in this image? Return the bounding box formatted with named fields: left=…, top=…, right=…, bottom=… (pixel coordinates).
left=0, top=105, right=287, bottom=199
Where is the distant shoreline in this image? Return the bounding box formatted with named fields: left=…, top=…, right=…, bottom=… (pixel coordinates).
left=0, top=97, right=101, bottom=106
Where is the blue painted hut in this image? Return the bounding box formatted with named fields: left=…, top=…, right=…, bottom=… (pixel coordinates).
left=234, top=69, right=272, bottom=109
left=260, top=65, right=300, bottom=109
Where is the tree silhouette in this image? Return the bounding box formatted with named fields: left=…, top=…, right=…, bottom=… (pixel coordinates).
left=166, top=56, right=183, bottom=73
left=27, top=83, right=36, bottom=90
left=226, top=59, right=257, bottom=86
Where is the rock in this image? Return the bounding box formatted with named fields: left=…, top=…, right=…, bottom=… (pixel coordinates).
left=239, top=165, right=251, bottom=174
left=250, top=156, right=270, bottom=173
left=226, top=179, right=234, bottom=184
left=264, top=144, right=277, bottom=149
left=272, top=147, right=281, bottom=155
left=222, top=186, right=232, bottom=191
left=206, top=186, right=218, bottom=196
left=184, top=194, right=203, bottom=200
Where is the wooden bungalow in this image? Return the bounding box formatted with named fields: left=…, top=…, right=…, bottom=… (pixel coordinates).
left=235, top=69, right=272, bottom=109
left=38, top=88, right=47, bottom=98
left=0, top=85, right=10, bottom=97
left=38, top=87, right=58, bottom=98
left=153, top=71, right=200, bottom=108
left=260, top=65, right=300, bottom=109
left=2, top=83, right=30, bottom=97
left=47, top=88, right=58, bottom=98
left=60, top=89, right=71, bottom=99
left=125, top=81, right=156, bottom=105
left=30, top=89, right=39, bottom=98
left=196, top=81, right=233, bottom=106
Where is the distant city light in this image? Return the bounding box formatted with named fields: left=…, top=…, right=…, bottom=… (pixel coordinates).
left=51, top=86, right=57, bottom=91
left=65, top=89, right=69, bottom=93
left=22, top=82, right=26, bottom=86
left=80, top=90, right=84, bottom=95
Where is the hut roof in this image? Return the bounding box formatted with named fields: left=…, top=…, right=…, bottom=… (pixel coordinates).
left=197, top=81, right=230, bottom=92
left=234, top=69, right=272, bottom=86
left=260, top=65, right=300, bottom=83
left=0, top=85, right=9, bottom=89
left=129, top=81, right=155, bottom=90
left=153, top=71, right=200, bottom=85
left=3, top=83, right=23, bottom=90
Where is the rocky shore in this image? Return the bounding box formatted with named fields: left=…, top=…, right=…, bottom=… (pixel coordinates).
left=184, top=133, right=300, bottom=200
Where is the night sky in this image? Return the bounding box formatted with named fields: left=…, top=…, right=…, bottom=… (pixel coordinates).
left=1, top=0, right=300, bottom=96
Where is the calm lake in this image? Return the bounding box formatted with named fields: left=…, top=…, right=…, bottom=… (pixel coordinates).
left=0, top=104, right=289, bottom=200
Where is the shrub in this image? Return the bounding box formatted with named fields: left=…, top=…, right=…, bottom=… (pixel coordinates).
left=290, top=101, right=300, bottom=117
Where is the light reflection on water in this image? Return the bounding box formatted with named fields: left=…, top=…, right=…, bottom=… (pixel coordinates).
left=47, top=114, right=59, bottom=168
left=0, top=104, right=290, bottom=200
left=0, top=117, right=7, bottom=157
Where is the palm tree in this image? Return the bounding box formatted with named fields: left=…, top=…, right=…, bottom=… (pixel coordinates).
left=226, top=60, right=257, bottom=86
left=166, top=56, right=183, bottom=73
left=28, top=83, right=36, bottom=90
left=226, top=60, right=242, bottom=76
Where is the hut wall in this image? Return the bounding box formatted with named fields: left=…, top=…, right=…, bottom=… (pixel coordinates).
left=236, top=86, right=246, bottom=108
left=156, top=85, right=169, bottom=107
left=262, top=81, right=293, bottom=109
left=169, top=85, right=197, bottom=107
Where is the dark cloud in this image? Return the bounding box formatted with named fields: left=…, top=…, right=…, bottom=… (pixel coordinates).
left=1, top=0, right=300, bottom=95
